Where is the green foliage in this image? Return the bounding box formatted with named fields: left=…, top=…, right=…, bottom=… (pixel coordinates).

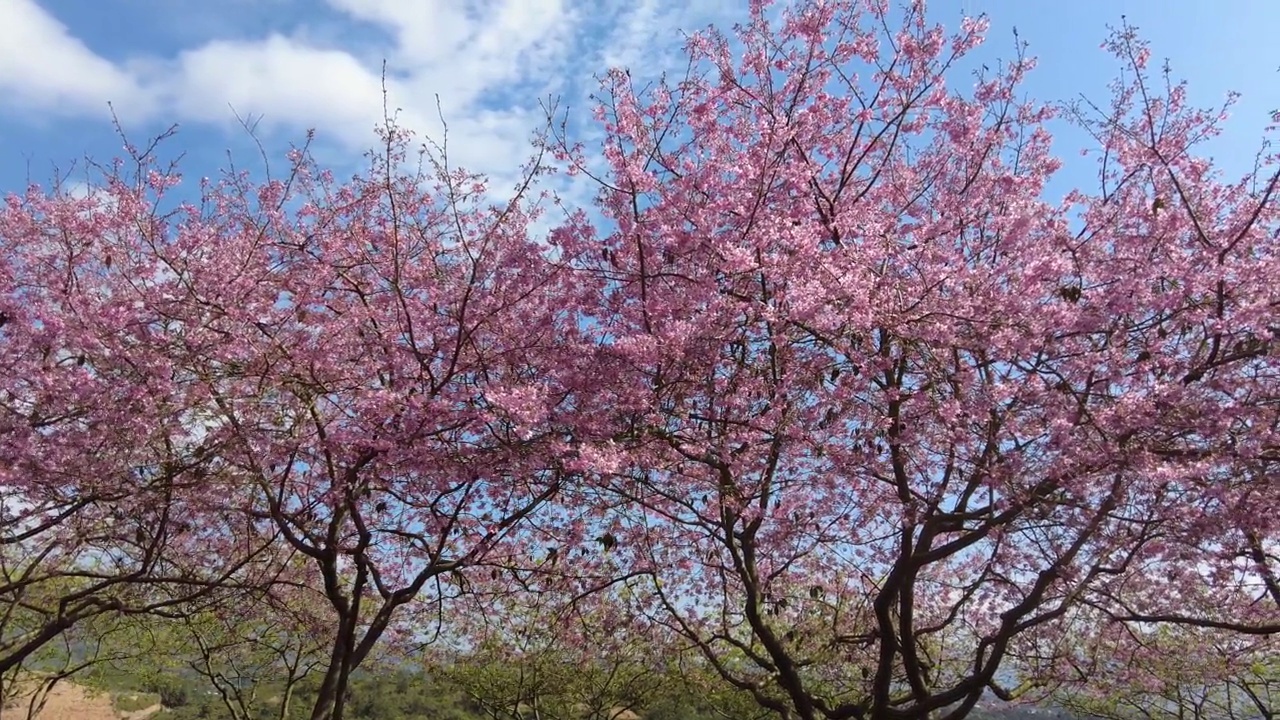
left=338, top=670, right=481, bottom=720
left=114, top=691, right=162, bottom=712
left=145, top=675, right=192, bottom=709
left=45, top=608, right=763, bottom=720
left=151, top=695, right=226, bottom=720
left=75, top=655, right=758, bottom=720
left=641, top=694, right=721, bottom=720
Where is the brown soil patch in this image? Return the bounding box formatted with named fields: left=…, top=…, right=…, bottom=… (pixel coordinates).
left=3, top=680, right=162, bottom=720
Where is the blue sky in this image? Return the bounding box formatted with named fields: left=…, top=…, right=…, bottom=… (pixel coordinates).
left=1, top=0, right=1277, bottom=213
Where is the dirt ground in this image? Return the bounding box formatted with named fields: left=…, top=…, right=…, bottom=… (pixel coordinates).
left=3, top=681, right=162, bottom=720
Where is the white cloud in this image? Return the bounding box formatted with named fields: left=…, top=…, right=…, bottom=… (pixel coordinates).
left=330, top=0, right=573, bottom=81
left=158, top=35, right=398, bottom=135
left=0, top=0, right=152, bottom=119
left=0, top=0, right=734, bottom=188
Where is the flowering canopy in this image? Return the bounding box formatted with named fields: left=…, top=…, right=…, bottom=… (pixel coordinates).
left=2, top=2, right=1279, bottom=720
left=536, top=2, right=1280, bottom=719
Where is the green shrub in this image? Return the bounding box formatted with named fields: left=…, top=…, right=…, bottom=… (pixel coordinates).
left=141, top=676, right=193, bottom=708
left=114, top=691, right=162, bottom=712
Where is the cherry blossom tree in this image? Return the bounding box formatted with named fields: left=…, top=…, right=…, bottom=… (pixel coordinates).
left=0, top=141, right=285, bottom=689
left=130, top=119, right=599, bottom=720
left=3, top=109, right=599, bottom=719
left=436, top=591, right=678, bottom=720
left=1045, top=622, right=1278, bottom=720
left=4, top=3, right=1280, bottom=720
left=150, top=580, right=332, bottom=720
left=0, top=607, right=164, bottom=720
left=538, top=2, right=1280, bottom=719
